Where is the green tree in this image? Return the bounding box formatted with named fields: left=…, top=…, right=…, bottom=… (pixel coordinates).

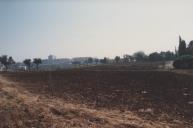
left=133, top=51, right=147, bottom=61
left=178, top=36, right=187, bottom=56
left=0, top=55, right=15, bottom=71
left=8, top=57, right=15, bottom=64
left=33, top=58, right=42, bottom=71
left=123, top=54, right=134, bottom=63
left=87, top=57, right=93, bottom=64
left=100, top=57, right=108, bottom=64
left=0, top=55, right=8, bottom=70
left=23, top=59, right=31, bottom=71
left=94, top=58, right=99, bottom=64
left=8, top=57, right=15, bottom=68
left=114, top=56, right=121, bottom=63
left=164, top=51, right=176, bottom=60
left=149, top=52, right=163, bottom=61
left=186, top=41, right=193, bottom=55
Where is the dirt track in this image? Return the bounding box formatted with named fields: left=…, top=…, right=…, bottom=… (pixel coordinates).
left=0, top=70, right=193, bottom=128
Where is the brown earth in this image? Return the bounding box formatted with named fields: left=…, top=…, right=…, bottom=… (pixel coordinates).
left=0, top=69, right=193, bottom=127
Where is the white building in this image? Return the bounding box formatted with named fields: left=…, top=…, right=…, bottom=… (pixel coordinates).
left=0, top=63, right=4, bottom=71
left=48, top=55, right=56, bottom=61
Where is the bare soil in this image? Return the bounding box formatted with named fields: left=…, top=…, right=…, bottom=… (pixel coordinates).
left=0, top=69, right=193, bottom=127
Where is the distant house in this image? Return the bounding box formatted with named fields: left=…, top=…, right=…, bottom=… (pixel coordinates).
left=42, top=55, right=71, bottom=65
left=164, top=61, right=174, bottom=70
left=48, top=55, right=56, bottom=61
left=14, top=55, right=100, bottom=71
left=39, top=55, right=72, bottom=71
left=14, top=63, right=27, bottom=71
left=17, top=65, right=27, bottom=71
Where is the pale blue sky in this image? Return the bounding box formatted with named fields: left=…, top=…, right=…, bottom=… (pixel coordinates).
left=0, top=0, right=193, bottom=61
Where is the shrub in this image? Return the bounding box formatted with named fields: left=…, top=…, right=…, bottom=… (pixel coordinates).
left=173, top=55, right=193, bottom=69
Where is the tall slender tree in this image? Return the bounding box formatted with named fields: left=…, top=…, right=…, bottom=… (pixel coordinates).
left=178, top=36, right=187, bottom=56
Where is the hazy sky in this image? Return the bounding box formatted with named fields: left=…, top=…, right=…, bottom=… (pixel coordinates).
left=0, top=0, right=193, bottom=61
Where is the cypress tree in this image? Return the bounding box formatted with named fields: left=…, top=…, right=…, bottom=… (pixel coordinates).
left=178, top=36, right=187, bottom=56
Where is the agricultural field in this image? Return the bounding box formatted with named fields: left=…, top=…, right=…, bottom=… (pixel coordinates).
left=0, top=67, right=193, bottom=128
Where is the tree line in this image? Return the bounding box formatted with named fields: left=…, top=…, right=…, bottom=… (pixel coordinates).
left=112, top=50, right=176, bottom=64
left=0, top=56, right=42, bottom=71
left=23, top=58, right=42, bottom=71
left=0, top=52, right=176, bottom=71
left=1, top=35, right=192, bottom=71
left=0, top=55, right=15, bottom=71
left=75, top=51, right=176, bottom=65
left=173, top=36, right=193, bottom=69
